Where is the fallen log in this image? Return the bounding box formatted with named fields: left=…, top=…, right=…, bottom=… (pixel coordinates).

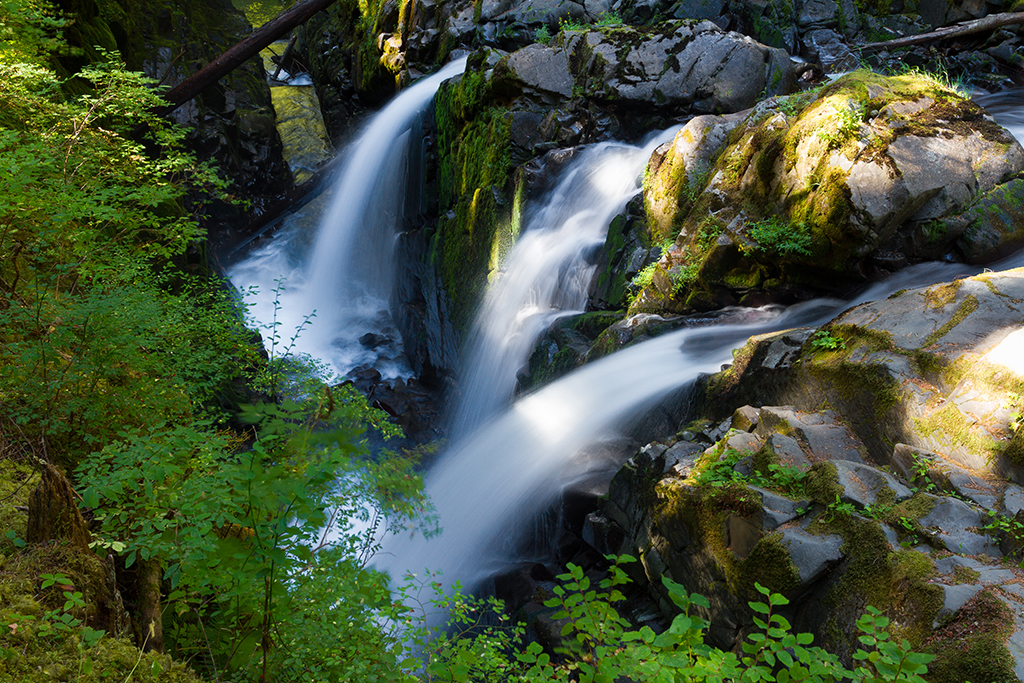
left=861, top=11, right=1024, bottom=53
left=154, top=0, right=339, bottom=116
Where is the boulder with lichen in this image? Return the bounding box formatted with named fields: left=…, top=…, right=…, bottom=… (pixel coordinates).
left=628, top=70, right=1024, bottom=315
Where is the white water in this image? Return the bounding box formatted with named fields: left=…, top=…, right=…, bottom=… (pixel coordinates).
left=379, top=259, right=987, bottom=591
left=974, top=87, right=1024, bottom=145
left=228, top=58, right=467, bottom=379
left=447, top=134, right=675, bottom=437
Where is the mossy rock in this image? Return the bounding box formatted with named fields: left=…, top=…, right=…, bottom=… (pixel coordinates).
left=924, top=589, right=1017, bottom=683
left=429, top=59, right=522, bottom=334
left=632, top=70, right=1024, bottom=316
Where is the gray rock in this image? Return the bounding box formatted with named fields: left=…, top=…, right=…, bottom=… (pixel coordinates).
left=750, top=486, right=807, bottom=529
left=947, top=471, right=999, bottom=510
left=502, top=0, right=587, bottom=26
left=1006, top=598, right=1024, bottom=682
left=1005, top=485, right=1024, bottom=516
left=804, top=28, right=859, bottom=73
left=672, top=0, right=727, bottom=19
left=933, top=583, right=984, bottom=627
left=505, top=44, right=574, bottom=97
left=664, top=440, right=703, bottom=474
left=481, top=0, right=515, bottom=20
left=881, top=523, right=901, bottom=549
left=919, top=497, right=1002, bottom=558
left=767, top=434, right=811, bottom=471
left=641, top=442, right=670, bottom=459
left=725, top=431, right=763, bottom=454
left=934, top=555, right=1015, bottom=585
left=582, top=512, right=627, bottom=556
left=732, top=405, right=761, bottom=432
left=798, top=0, right=838, bottom=28
left=917, top=0, right=948, bottom=28
left=833, top=460, right=913, bottom=508
left=706, top=416, right=733, bottom=442
left=780, top=527, right=844, bottom=585
left=799, top=422, right=866, bottom=462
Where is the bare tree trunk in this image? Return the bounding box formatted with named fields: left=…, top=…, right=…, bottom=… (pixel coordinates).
left=155, top=0, right=340, bottom=116
left=26, top=464, right=90, bottom=549
left=135, top=558, right=166, bottom=654
left=862, top=12, right=1024, bottom=53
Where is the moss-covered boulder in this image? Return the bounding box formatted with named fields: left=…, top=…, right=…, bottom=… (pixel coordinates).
left=631, top=70, right=1024, bottom=316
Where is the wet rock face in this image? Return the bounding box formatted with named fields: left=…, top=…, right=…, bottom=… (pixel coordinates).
left=630, top=70, right=1024, bottom=316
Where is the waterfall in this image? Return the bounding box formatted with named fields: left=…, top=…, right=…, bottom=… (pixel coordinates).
left=447, top=133, right=674, bottom=438
left=379, top=259, right=977, bottom=592
left=228, top=58, right=467, bottom=379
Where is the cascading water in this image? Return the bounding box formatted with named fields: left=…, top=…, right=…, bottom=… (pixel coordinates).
left=447, top=134, right=674, bottom=437
left=378, top=260, right=982, bottom=593
left=974, top=87, right=1024, bottom=145
left=228, top=58, right=467, bottom=379
left=381, top=91, right=1024, bottom=594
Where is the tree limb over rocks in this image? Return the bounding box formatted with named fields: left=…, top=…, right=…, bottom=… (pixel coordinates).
left=861, top=12, right=1024, bottom=53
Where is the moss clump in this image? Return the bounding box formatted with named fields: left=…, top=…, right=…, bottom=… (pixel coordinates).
left=924, top=589, right=1016, bottom=683
left=922, top=281, right=962, bottom=310
left=807, top=511, right=942, bottom=656
left=952, top=565, right=981, bottom=585
left=738, top=532, right=801, bottom=597
left=805, top=462, right=842, bottom=506
left=658, top=480, right=797, bottom=600
left=923, top=294, right=978, bottom=347
left=432, top=64, right=516, bottom=331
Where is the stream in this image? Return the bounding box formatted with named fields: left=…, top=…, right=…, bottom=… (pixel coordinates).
left=227, top=68, right=1024, bottom=597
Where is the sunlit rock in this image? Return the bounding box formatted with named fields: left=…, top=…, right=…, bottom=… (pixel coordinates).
left=632, top=70, right=1024, bottom=315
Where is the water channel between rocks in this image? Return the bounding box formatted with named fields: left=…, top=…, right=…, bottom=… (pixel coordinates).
left=227, top=65, right=1024, bottom=598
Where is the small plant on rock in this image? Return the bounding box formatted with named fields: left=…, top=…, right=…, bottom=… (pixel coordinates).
left=810, top=329, right=847, bottom=352
left=747, top=216, right=813, bottom=257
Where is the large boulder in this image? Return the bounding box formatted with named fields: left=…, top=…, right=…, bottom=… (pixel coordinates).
left=628, top=70, right=1024, bottom=315
left=497, top=21, right=795, bottom=112
left=699, top=268, right=1024, bottom=484
left=578, top=267, right=1024, bottom=676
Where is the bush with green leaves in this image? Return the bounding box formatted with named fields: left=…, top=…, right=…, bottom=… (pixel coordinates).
left=0, top=40, right=249, bottom=466
left=76, top=385, right=430, bottom=680
left=400, top=555, right=933, bottom=682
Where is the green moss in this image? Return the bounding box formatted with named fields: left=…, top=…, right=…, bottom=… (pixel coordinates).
left=807, top=358, right=902, bottom=420
left=925, top=589, right=1016, bottom=683
left=913, top=402, right=996, bottom=461
left=922, top=281, right=963, bottom=310
left=808, top=511, right=942, bottom=654
left=805, top=462, right=842, bottom=506
left=0, top=459, right=35, bottom=556
left=738, top=532, right=800, bottom=596
left=0, top=613, right=202, bottom=682
left=660, top=480, right=797, bottom=599
left=432, top=69, right=515, bottom=331
left=952, top=565, right=981, bottom=585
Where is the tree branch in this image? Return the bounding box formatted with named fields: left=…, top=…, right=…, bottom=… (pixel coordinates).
left=861, top=12, right=1024, bottom=53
